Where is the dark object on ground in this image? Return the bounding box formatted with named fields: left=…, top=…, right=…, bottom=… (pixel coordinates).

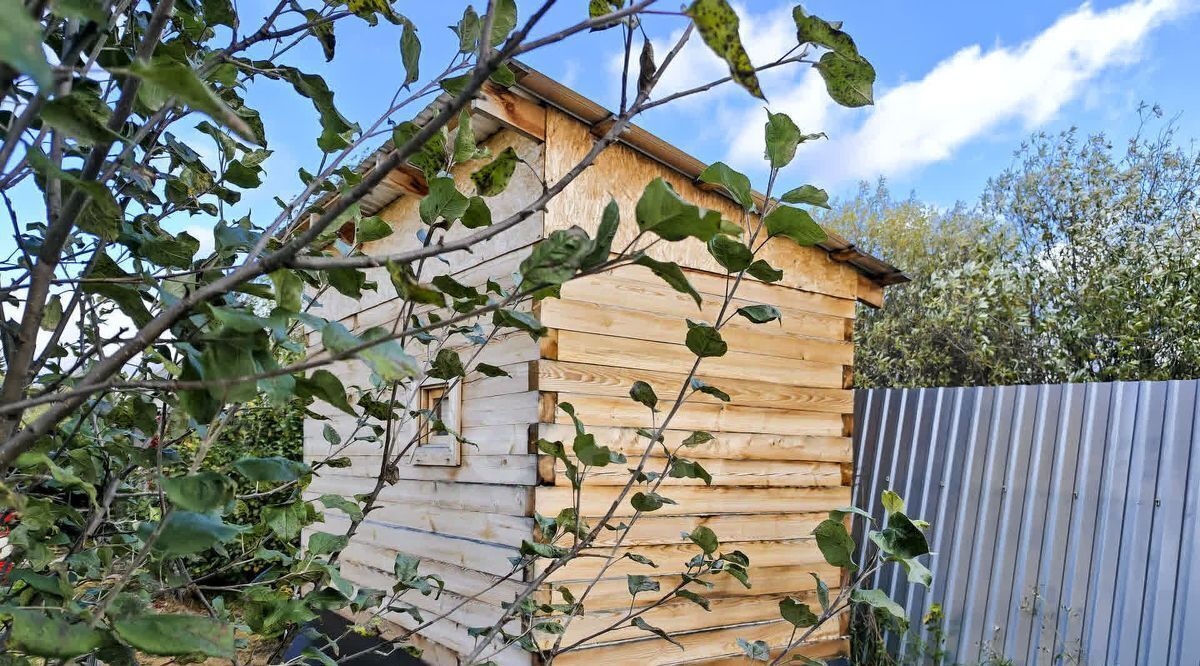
left=284, top=611, right=425, bottom=665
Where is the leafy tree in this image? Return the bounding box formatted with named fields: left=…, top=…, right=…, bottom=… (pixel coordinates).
left=0, top=0, right=923, bottom=663
left=826, top=108, right=1200, bottom=389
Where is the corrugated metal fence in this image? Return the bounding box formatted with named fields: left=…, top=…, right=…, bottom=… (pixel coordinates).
left=853, top=381, right=1200, bottom=665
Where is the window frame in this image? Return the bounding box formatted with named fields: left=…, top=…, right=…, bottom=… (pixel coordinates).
left=411, top=379, right=462, bottom=467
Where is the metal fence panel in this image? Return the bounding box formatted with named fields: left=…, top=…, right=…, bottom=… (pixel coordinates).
left=853, top=381, right=1200, bottom=665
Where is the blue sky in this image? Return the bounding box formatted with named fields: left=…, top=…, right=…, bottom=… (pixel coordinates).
left=6, top=0, right=1200, bottom=255
left=264, top=0, right=1200, bottom=210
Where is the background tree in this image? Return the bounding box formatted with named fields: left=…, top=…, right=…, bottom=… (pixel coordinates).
left=826, top=108, right=1200, bottom=389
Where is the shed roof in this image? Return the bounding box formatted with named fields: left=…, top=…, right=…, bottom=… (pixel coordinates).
left=334, top=61, right=907, bottom=287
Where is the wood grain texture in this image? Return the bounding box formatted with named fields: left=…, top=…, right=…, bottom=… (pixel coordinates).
left=549, top=393, right=845, bottom=437
left=535, top=424, right=852, bottom=462
left=538, top=297, right=853, bottom=364
left=537, top=539, right=826, bottom=581
left=537, top=563, right=841, bottom=611
left=553, top=331, right=845, bottom=388
left=542, top=108, right=858, bottom=300
left=551, top=457, right=842, bottom=488
left=535, top=485, right=851, bottom=517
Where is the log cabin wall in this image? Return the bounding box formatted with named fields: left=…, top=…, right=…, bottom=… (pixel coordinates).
left=302, top=124, right=546, bottom=666
left=530, top=108, right=860, bottom=664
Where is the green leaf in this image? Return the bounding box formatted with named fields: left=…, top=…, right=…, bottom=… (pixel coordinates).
left=232, top=456, right=310, bottom=482
left=851, top=588, right=907, bottom=624
left=40, top=91, right=120, bottom=145
left=780, top=185, right=830, bottom=209
left=735, top=304, right=781, bottom=324
left=812, top=518, right=857, bottom=571
left=286, top=68, right=356, bottom=151
left=685, top=321, right=727, bottom=357
left=295, top=369, right=356, bottom=416
left=452, top=6, right=480, bottom=52
left=707, top=234, right=753, bottom=273
left=682, top=431, right=714, bottom=447
left=125, top=60, right=256, bottom=143
left=520, top=540, right=569, bottom=559
left=811, top=573, right=830, bottom=612
left=686, top=0, right=764, bottom=99
left=319, top=494, right=364, bottom=522
left=793, top=7, right=862, bottom=59
left=476, top=363, right=510, bottom=378
left=634, top=255, right=701, bottom=307
left=746, top=259, right=783, bottom=283
left=471, top=146, right=519, bottom=196
left=763, top=111, right=801, bottom=169
left=429, top=348, right=466, bottom=379
left=461, top=196, right=493, bottom=229
left=270, top=270, right=303, bottom=311
left=453, top=109, right=487, bottom=164
left=322, top=321, right=419, bottom=381
left=141, top=231, right=200, bottom=268
left=400, top=22, right=420, bottom=86
left=779, top=597, right=818, bottom=628
left=356, top=216, right=393, bottom=243
left=307, top=531, right=349, bottom=557
left=0, top=0, right=54, bottom=89
left=629, top=380, right=658, bottom=410
left=828, top=505, right=874, bottom=523
left=676, top=588, right=711, bottom=610
left=162, top=471, right=235, bottom=512
left=198, top=341, right=258, bottom=402
left=493, top=308, right=546, bottom=339
left=631, top=492, right=676, bottom=512
left=419, top=176, right=469, bottom=224
left=631, top=617, right=682, bottom=649
left=881, top=490, right=905, bottom=514
left=145, top=511, right=241, bottom=555
left=263, top=502, right=309, bottom=541
left=688, top=525, right=719, bottom=554
left=573, top=433, right=623, bottom=467
left=581, top=198, right=621, bottom=269
left=670, top=458, right=712, bottom=485
left=114, top=615, right=234, bottom=658
left=814, top=51, right=876, bottom=108
left=738, top=638, right=770, bottom=661
left=520, top=227, right=594, bottom=287
left=698, top=162, right=753, bottom=210
left=40, top=295, right=63, bottom=332
left=81, top=254, right=150, bottom=325
left=9, top=610, right=105, bottom=658
left=486, top=0, right=518, bottom=46
left=636, top=177, right=721, bottom=242
left=765, top=206, right=827, bottom=246
left=627, top=574, right=660, bottom=595
left=870, top=512, right=930, bottom=560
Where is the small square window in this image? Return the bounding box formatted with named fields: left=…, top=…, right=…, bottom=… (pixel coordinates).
left=411, top=380, right=461, bottom=467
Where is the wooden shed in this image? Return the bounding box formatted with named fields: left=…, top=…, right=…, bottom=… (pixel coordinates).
left=303, top=63, right=905, bottom=665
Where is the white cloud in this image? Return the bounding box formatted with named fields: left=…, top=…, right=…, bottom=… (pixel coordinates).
left=699, top=0, right=1191, bottom=184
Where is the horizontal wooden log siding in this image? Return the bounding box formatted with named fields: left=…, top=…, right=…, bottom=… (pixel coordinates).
left=534, top=248, right=858, bottom=662
left=303, top=125, right=547, bottom=666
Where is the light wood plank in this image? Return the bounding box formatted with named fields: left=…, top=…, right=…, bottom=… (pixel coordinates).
left=537, top=563, right=841, bottom=611
left=552, top=331, right=844, bottom=388
left=535, top=485, right=851, bottom=517
left=537, top=361, right=852, bottom=413
left=309, top=477, right=532, bottom=516
left=536, top=424, right=852, bottom=462
left=538, top=539, right=825, bottom=581
left=553, top=618, right=841, bottom=665
left=552, top=457, right=842, bottom=488
left=549, top=393, right=846, bottom=437
left=588, top=512, right=826, bottom=546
